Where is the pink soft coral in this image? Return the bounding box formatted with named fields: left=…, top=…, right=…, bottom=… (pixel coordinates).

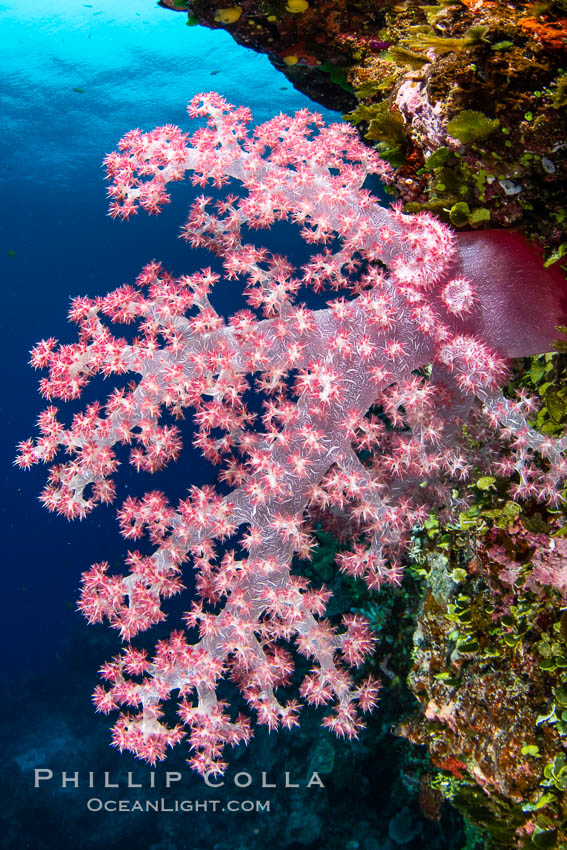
left=17, top=93, right=567, bottom=775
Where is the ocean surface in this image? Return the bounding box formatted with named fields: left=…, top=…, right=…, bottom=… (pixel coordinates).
left=1, top=3, right=462, bottom=847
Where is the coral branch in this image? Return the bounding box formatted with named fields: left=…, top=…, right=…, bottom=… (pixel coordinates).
left=18, top=92, right=567, bottom=776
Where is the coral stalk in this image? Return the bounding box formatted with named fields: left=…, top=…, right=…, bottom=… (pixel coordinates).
left=17, top=93, right=567, bottom=776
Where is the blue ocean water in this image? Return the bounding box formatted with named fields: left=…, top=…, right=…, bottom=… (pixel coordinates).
left=1, top=4, right=462, bottom=847
left=2, top=0, right=338, bottom=676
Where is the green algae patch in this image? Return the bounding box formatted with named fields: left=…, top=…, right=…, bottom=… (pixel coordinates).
left=447, top=110, right=500, bottom=144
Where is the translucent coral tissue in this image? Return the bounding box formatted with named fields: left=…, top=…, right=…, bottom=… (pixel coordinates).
left=17, top=92, right=567, bottom=776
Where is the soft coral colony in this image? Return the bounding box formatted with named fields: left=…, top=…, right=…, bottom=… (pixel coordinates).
left=16, top=92, right=567, bottom=777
